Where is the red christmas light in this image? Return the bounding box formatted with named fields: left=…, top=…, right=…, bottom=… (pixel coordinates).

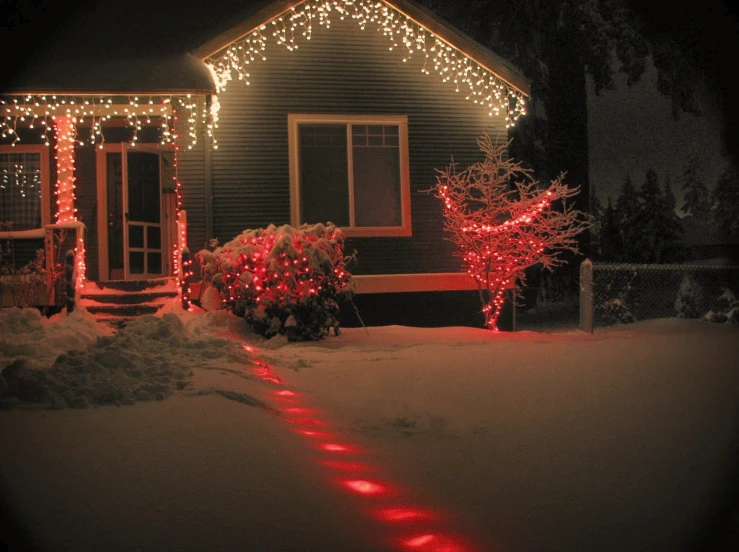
left=429, top=136, right=589, bottom=330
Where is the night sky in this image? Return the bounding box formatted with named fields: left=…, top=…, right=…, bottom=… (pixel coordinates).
left=2, top=0, right=738, bottom=209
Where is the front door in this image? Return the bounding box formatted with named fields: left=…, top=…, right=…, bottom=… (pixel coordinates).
left=122, top=149, right=164, bottom=279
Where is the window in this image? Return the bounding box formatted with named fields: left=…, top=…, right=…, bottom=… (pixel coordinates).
left=289, top=115, right=411, bottom=237
left=0, top=148, right=50, bottom=231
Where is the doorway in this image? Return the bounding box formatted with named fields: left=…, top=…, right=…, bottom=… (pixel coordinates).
left=99, top=145, right=173, bottom=281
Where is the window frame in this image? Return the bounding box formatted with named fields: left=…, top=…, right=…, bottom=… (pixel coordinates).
left=0, top=144, right=51, bottom=230
left=288, top=114, right=412, bottom=237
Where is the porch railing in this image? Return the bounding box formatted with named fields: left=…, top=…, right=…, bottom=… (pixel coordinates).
left=0, top=221, right=86, bottom=310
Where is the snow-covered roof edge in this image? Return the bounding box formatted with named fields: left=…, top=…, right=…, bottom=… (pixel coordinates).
left=192, top=0, right=530, bottom=97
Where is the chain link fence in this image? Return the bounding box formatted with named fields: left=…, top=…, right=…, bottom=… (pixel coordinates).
left=580, top=260, right=739, bottom=332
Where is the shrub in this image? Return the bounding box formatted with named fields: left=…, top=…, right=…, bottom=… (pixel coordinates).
left=596, top=298, right=636, bottom=325
left=703, top=288, right=738, bottom=323
left=674, top=274, right=704, bottom=319
left=196, top=223, right=354, bottom=340
left=427, top=135, right=589, bottom=330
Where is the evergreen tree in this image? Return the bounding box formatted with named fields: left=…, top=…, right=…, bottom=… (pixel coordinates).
left=599, top=197, right=623, bottom=261
left=712, top=165, right=739, bottom=235
left=680, top=154, right=711, bottom=217
left=634, top=168, right=662, bottom=262
left=615, top=174, right=640, bottom=261
left=661, top=173, right=685, bottom=261
left=590, top=187, right=604, bottom=258
left=634, top=168, right=683, bottom=262
left=664, top=172, right=677, bottom=214
left=417, top=0, right=704, bottom=258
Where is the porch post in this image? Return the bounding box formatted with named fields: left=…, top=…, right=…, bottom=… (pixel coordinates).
left=53, top=116, right=77, bottom=223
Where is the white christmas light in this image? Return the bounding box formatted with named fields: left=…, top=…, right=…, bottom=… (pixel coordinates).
left=206, top=0, right=527, bottom=126
left=0, top=95, right=203, bottom=150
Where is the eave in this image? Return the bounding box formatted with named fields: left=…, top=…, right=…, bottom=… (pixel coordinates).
left=191, top=0, right=530, bottom=97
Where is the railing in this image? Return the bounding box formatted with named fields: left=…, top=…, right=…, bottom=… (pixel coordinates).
left=0, top=221, right=86, bottom=310
left=580, top=259, right=739, bottom=332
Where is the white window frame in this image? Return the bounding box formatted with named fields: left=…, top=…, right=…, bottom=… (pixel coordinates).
left=288, top=114, right=412, bottom=238
left=0, top=144, right=51, bottom=230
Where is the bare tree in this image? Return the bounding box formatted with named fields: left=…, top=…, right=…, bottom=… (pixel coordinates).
left=429, top=136, right=590, bottom=331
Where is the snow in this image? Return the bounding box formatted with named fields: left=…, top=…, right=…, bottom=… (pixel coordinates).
left=1, top=301, right=739, bottom=551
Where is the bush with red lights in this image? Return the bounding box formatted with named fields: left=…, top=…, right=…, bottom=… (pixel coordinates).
left=429, top=135, right=590, bottom=331
left=196, top=223, right=354, bottom=340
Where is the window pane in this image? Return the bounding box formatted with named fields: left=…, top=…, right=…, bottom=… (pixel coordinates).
left=129, top=224, right=144, bottom=248
left=148, top=252, right=162, bottom=274
left=147, top=226, right=161, bottom=249
left=129, top=251, right=144, bottom=274
left=299, top=125, right=349, bottom=226
left=353, top=144, right=402, bottom=227
left=127, top=152, right=160, bottom=224
left=0, top=153, right=42, bottom=231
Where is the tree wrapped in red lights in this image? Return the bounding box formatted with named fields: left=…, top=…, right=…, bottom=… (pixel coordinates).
left=429, top=136, right=589, bottom=331
left=196, top=223, right=354, bottom=340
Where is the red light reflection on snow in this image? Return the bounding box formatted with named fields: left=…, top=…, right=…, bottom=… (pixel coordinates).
left=402, top=533, right=469, bottom=552
left=284, top=407, right=315, bottom=414
left=320, top=460, right=370, bottom=472
left=283, top=416, right=324, bottom=426
left=241, top=348, right=484, bottom=552
left=254, top=368, right=282, bottom=384
left=344, top=479, right=387, bottom=495
left=298, top=429, right=329, bottom=438
left=321, top=443, right=352, bottom=453
left=406, top=534, right=436, bottom=547
left=377, top=508, right=431, bottom=523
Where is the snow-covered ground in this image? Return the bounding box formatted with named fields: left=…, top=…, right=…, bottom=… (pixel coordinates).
left=1, top=301, right=738, bottom=552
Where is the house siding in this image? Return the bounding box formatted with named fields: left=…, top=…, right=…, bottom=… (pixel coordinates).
left=74, top=145, right=99, bottom=281
left=177, top=97, right=210, bottom=257
left=209, top=14, right=509, bottom=275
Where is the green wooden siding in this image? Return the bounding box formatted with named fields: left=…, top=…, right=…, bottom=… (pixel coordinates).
left=207, top=15, right=510, bottom=274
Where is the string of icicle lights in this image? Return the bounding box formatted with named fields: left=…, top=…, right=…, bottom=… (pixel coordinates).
left=0, top=95, right=206, bottom=149
left=206, top=0, right=527, bottom=127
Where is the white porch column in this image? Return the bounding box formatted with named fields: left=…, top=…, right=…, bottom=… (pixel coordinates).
left=53, top=116, right=77, bottom=223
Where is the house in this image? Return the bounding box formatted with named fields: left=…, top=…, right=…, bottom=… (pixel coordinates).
left=1, top=0, right=530, bottom=326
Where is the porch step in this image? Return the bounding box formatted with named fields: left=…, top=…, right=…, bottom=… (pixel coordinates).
left=80, top=278, right=179, bottom=329
left=84, top=304, right=163, bottom=317
left=91, top=279, right=171, bottom=292
left=82, top=291, right=178, bottom=305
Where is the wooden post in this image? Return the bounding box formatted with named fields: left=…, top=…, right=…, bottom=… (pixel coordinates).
left=65, top=249, right=75, bottom=314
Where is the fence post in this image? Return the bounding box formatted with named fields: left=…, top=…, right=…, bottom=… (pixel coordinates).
left=579, top=258, right=593, bottom=333
left=65, top=249, right=75, bottom=314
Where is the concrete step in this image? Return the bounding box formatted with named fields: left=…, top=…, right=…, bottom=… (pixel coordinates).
left=80, top=291, right=178, bottom=305
left=91, top=279, right=171, bottom=292
left=85, top=304, right=163, bottom=317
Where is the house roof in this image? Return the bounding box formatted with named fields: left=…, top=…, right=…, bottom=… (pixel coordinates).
left=3, top=0, right=529, bottom=98
left=5, top=54, right=215, bottom=96
left=193, top=0, right=530, bottom=96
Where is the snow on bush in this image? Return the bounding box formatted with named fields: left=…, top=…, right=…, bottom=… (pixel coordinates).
left=0, top=308, right=252, bottom=410
left=196, top=223, right=354, bottom=341
left=703, top=288, right=739, bottom=324
left=674, top=274, right=705, bottom=319
left=596, top=298, right=636, bottom=325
